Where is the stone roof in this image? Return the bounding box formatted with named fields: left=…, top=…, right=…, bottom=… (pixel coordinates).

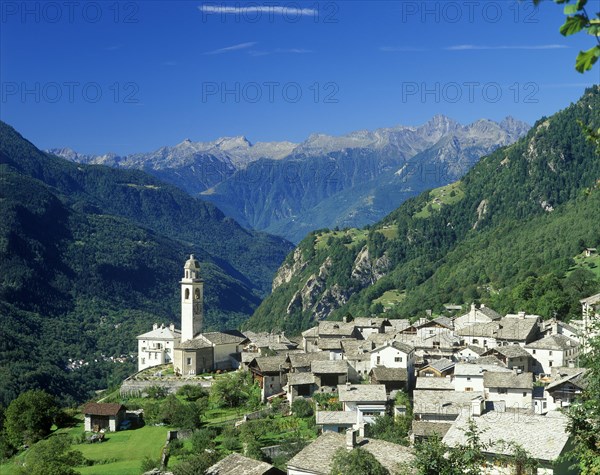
left=427, top=358, right=455, bottom=372
left=318, top=339, right=343, bottom=350
left=458, top=318, right=538, bottom=341
left=176, top=338, right=213, bottom=350
left=206, top=453, right=282, bottom=475
left=287, top=351, right=329, bottom=369
left=371, top=341, right=414, bottom=355
left=580, top=293, right=600, bottom=305
left=413, top=390, right=484, bottom=415
left=249, top=355, right=288, bottom=373
left=416, top=316, right=453, bottom=329
left=412, top=421, right=453, bottom=438
left=370, top=367, right=408, bottom=382
left=483, top=371, right=533, bottom=389
left=340, top=340, right=372, bottom=361
left=287, top=372, right=316, bottom=386
left=311, top=360, right=348, bottom=374
left=473, top=355, right=507, bottom=367
left=318, top=321, right=357, bottom=337
left=200, top=331, right=247, bottom=345
left=287, top=432, right=415, bottom=475
left=483, top=345, right=531, bottom=359
left=137, top=325, right=181, bottom=341
left=386, top=319, right=412, bottom=332
left=316, top=410, right=357, bottom=425
left=353, top=317, right=389, bottom=328
left=443, top=411, right=571, bottom=462
left=82, top=403, right=125, bottom=416
left=302, top=327, right=319, bottom=338
left=338, top=384, right=387, bottom=403
left=525, top=334, right=579, bottom=351
left=546, top=369, right=588, bottom=391
left=415, top=377, right=455, bottom=390
left=462, top=345, right=486, bottom=355
left=454, top=363, right=512, bottom=377
left=243, top=332, right=296, bottom=350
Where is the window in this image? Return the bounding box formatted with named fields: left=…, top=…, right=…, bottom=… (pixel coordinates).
left=395, top=357, right=402, bottom=362
left=186, top=357, right=192, bottom=365
left=549, top=361, right=553, bottom=367
left=141, top=358, right=145, bottom=364
left=184, top=288, right=190, bottom=300
left=523, top=392, right=528, bottom=397
left=466, top=377, right=471, bottom=381
left=473, top=339, right=479, bottom=344
left=465, top=387, right=473, bottom=392
left=195, top=288, right=201, bottom=299
left=377, top=356, right=381, bottom=365
left=498, top=388, right=508, bottom=394
left=549, top=351, right=553, bottom=356
left=483, top=340, right=487, bottom=346
left=532, top=350, right=536, bottom=354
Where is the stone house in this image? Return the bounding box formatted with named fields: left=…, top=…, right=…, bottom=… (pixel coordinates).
left=483, top=370, right=534, bottom=410
left=337, top=383, right=387, bottom=429
left=480, top=345, right=533, bottom=373
left=249, top=355, right=289, bottom=402
left=453, top=363, right=512, bottom=392
left=369, top=366, right=409, bottom=393
left=525, top=334, right=580, bottom=375
left=83, top=403, right=126, bottom=432
left=173, top=338, right=214, bottom=376
left=417, top=357, right=455, bottom=378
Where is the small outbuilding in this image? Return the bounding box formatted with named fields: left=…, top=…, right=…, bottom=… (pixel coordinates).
left=83, top=403, right=126, bottom=432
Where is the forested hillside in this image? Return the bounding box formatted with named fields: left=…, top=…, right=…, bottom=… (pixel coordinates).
left=246, top=86, right=600, bottom=334
left=0, top=122, right=293, bottom=406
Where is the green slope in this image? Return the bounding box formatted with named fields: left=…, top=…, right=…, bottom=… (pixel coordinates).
left=245, top=86, right=600, bottom=333
left=0, top=122, right=293, bottom=406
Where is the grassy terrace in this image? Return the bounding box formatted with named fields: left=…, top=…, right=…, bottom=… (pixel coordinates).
left=414, top=181, right=465, bottom=218
left=373, top=289, right=406, bottom=310
left=314, top=228, right=369, bottom=250
left=568, top=252, right=600, bottom=279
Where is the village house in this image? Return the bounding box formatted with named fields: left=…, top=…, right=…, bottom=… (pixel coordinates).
left=340, top=339, right=372, bottom=378
left=242, top=331, right=297, bottom=354
left=82, top=403, right=126, bottom=432
left=311, top=360, right=350, bottom=388
left=369, top=341, right=415, bottom=375
left=286, top=372, right=317, bottom=405
left=457, top=314, right=539, bottom=349
left=525, top=334, right=580, bottom=375
left=453, top=363, right=512, bottom=392
left=337, top=383, right=388, bottom=430
left=369, top=366, right=409, bottom=393
left=540, top=367, right=588, bottom=412
left=352, top=317, right=391, bottom=339
left=480, top=345, right=533, bottom=373
left=315, top=410, right=358, bottom=433
left=286, top=431, right=415, bottom=475
left=454, top=303, right=503, bottom=331
left=137, top=323, right=180, bottom=371
left=301, top=327, right=320, bottom=353
left=206, top=453, right=284, bottom=475
left=415, top=377, right=455, bottom=391
left=483, top=370, right=534, bottom=410
left=579, top=292, right=600, bottom=352
left=173, top=338, right=214, bottom=376
left=418, top=357, right=455, bottom=378
left=248, top=355, right=288, bottom=402
left=443, top=410, right=577, bottom=474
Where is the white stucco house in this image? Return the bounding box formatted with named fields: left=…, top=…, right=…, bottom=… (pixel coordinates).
left=337, top=383, right=387, bottom=431
left=525, top=334, right=580, bottom=375
left=483, top=370, right=533, bottom=411
left=137, top=323, right=181, bottom=371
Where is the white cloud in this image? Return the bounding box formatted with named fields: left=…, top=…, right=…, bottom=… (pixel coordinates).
left=198, top=5, right=317, bottom=16
left=204, top=42, right=257, bottom=55
left=446, top=44, right=569, bottom=51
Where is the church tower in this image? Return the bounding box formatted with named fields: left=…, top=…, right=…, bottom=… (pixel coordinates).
left=181, top=254, right=203, bottom=342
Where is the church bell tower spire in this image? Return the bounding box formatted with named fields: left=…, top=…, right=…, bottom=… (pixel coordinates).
left=181, top=254, right=203, bottom=342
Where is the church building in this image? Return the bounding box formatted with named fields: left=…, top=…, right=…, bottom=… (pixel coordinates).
left=136, top=255, right=247, bottom=375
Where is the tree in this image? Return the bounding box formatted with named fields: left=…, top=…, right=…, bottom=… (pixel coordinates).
left=329, top=447, right=389, bottom=475
left=566, top=328, right=600, bottom=474
left=171, top=451, right=219, bottom=475
left=4, top=390, right=58, bottom=447
left=15, top=436, right=85, bottom=475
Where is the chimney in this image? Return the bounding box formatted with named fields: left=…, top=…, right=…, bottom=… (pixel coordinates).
left=153, top=323, right=158, bottom=330
left=346, top=429, right=357, bottom=450
left=471, top=396, right=483, bottom=417
left=518, top=311, right=526, bottom=319
left=169, top=323, right=175, bottom=332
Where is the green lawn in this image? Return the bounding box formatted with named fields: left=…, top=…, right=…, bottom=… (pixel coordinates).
left=76, top=426, right=167, bottom=475
left=376, top=226, right=398, bottom=240
left=314, top=228, right=369, bottom=250
left=568, top=252, right=600, bottom=279
left=373, top=290, right=406, bottom=310
left=414, top=181, right=464, bottom=218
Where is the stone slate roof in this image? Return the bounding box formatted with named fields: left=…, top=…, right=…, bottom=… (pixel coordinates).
left=473, top=355, right=507, bottom=367
left=177, top=338, right=213, bottom=350
left=386, top=319, right=412, bottom=332
left=353, top=317, right=389, bottom=328
left=371, top=341, right=414, bottom=355
left=200, top=331, right=247, bottom=345
left=370, top=366, right=408, bottom=382
left=287, top=351, right=329, bottom=369
left=483, top=371, right=533, bottom=389
left=249, top=355, right=288, bottom=373
left=287, top=372, right=316, bottom=386
left=443, top=411, right=571, bottom=462
left=206, top=453, right=282, bottom=475
left=454, top=363, right=512, bottom=376
left=338, top=384, right=387, bottom=403
left=318, top=339, right=343, bottom=350
left=427, top=358, right=455, bottom=372
left=340, top=340, right=372, bottom=361
left=137, top=325, right=181, bottom=341
left=287, top=432, right=415, bottom=475
left=83, top=403, right=125, bottom=416
left=318, top=321, right=357, bottom=337
left=415, top=377, right=455, bottom=390
left=546, top=369, right=588, bottom=391
left=413, top=390, right=484, bottom=416
left=243, top=331, right=296, bottom=351
left=315, top=410, right=357, bottom=425
left=462, top=345, right=486, bottom=355
left=412, top=421, right=453, bottom=438
left=483, top=345, right=531, bottom=359
left=580, top=292, right=600, bottom=305
left=458, top=318, right=538, bottom=341
left=525, top=334, right=579, bottom=351
left=416, top=316, right=453, bottom=329
left=311, top=360, right=348, bottom=374
left=302, top=327, right=319, bottom=338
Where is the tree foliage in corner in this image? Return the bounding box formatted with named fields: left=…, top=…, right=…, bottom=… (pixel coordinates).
left=329, top=447, right=390, bottom=475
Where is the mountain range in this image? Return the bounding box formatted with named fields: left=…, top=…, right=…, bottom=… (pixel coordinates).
left=50, top=115, right=530, bottom=243
left=245, top=86, right=600, bottom=333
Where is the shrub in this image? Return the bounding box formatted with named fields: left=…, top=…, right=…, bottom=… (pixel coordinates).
left=292, top=399, right=314, bottom=418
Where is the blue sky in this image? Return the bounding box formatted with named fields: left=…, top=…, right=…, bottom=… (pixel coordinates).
left=1, top=0, right=598, bottom=155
